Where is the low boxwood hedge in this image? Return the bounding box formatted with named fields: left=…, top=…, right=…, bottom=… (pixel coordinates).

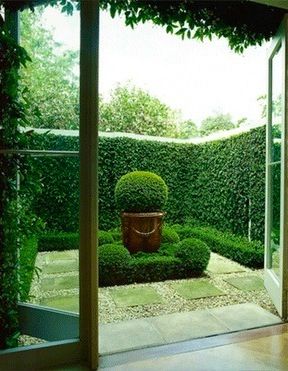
left=38, top=230, right=114, bottom=251
left=130, top=254, right=182, bottom=283
left=38, top=232, right=79, bottom=252
left=175, top=225, right=264, bottom=268
left=98, top=237, right=210, bottom=287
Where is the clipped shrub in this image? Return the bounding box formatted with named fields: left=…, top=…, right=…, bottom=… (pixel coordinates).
left=30, top=128, right=267, bottom=241
left=38, top=230, right=114, bottom=251
left=158, top=242, right=180, bottom=256
left=99, top=244, right=131, bottom=286
left=175, top=238, right=211, bottom=275
left=98, top=230, right=114, bottom=246
left=19, top=237, right=38, bottom=302
left=172, top=225, right=196, bottom=241
left=130, top=254, right=182, bottom=283
left=38, top=232, right=79, bottom=252
left=161, top=226, right=180, bottom=244
left=183, top=226, right=264, bottom=268
left=115, top=171, right=168, bottom=212
left=109, top=228, right=122, bottom=242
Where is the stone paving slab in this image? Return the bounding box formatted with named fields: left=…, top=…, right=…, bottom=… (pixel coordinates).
left=172, top=280, right=225, bottom=300
left=40, top=295, right=79, bottom=313
left=100, top=319, right=165, bottom=354
left=148, top=309, right=229, bottom=343
left=41, top=250, right=78, bottom=263
left=110, top=287, right=163, bottom=307
left=41, top=259, right=78, bottom=274
left=208, top=303, right=280, bottom=331
left=99, top=303, right=281, bottom=354
left=41, top=274, right=79, bottom=291
left=224, top=275, right=264, bottom=291
left=207, top=253, right=247, bottom=274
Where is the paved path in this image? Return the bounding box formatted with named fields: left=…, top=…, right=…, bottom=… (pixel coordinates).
left=28, top=250, right=281, bottom=354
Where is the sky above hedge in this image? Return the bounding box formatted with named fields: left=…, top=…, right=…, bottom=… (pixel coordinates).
left=40, top=7, right=268, bottom=126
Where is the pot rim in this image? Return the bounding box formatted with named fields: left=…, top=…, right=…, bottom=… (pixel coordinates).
left=121, top=211, right=166, bottom=218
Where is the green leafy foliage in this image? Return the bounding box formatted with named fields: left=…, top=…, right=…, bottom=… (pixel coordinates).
left=200, top=113, right=235, bottom=136
left=0, top=10, right=42, bottom=349
left=3, top=1, right=285, bottom=53
left=99, top=243, right=131, bottom=286
left=99, top=1, right=284, bottom=53
left=19, top=237, right=38, bottom=302
left=38, top=232, right=79, bottom=251
left=175, top=238, right=211, bottom=274
left=100, top=84, right=178, bottom=137
left=28, top=126, right=267, bottom=242
left=98, top=230, right=114, bottom=246
left=109, top=227, right=122, bottom=242
left=97, top=234, right=211, bottom=287
left=176, top=225, right=264, bottom=268
left=115, top=171, right=168, bottom=212
left=130, top=254, right=182, bottom=284
left=20, top=9, right=79, bottom=129
left=161, top=226, right=180, bottom=244
left=178, top=120, right=198, bottom=139
left=38, top=230, right=114, bottom=251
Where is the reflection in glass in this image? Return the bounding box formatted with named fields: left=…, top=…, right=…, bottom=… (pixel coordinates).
left=267, top=42, right=282, bottom=278
left=17, top=152, right=79, bottom=347
left=269, top=162, right=281, bottom=277
left=28, top=155, right=80, bottom=312
left=272, top=44, right=282, bottom=163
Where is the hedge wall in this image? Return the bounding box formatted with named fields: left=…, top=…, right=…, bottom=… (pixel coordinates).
left=27, top=126, right=267, bottom=241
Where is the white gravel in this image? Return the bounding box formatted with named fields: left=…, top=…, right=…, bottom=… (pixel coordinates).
left=98, top=269, right=278, bottom=324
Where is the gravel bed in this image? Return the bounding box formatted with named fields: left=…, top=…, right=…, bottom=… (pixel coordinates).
left=28, top=251, right=279, bottom=326
left=99, top=269, right=278, bottom=324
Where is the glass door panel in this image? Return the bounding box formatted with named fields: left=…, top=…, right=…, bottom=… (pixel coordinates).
left=265, top=16, right=288, bottom=319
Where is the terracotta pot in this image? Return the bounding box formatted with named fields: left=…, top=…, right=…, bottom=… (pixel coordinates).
left=121, top=211, right=165, bottom=254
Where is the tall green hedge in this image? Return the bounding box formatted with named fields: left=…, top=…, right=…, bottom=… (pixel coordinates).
left=27, top=126, right=267, bottom=241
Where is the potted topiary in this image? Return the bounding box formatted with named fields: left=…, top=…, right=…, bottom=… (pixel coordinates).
left=115, top=171, right=168, bottom=254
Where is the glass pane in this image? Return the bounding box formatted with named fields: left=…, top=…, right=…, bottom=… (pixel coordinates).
left=269, top=162, right=281, bottom=277
left=272, top=44, right=282, bottom=163
left=19, top=153, right=80, bottom=346
left=29, top=155, right=80, bottom=313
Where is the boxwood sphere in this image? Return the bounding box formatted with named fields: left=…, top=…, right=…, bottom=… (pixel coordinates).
left=115, top=171, right=168, bottom=212
left=175, top=237, right=211, bottom=274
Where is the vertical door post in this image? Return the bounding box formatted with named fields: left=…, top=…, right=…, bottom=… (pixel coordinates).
left=79, top=0, right=99, bottom=368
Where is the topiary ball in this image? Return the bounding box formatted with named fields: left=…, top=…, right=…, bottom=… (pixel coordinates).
left=99, top=243, right=131, bottom=286
left=161, top=226, right=180, bottom=244
left=175, top=237, right=211, bottom=274
left=115, top=171, right=168, bottom=212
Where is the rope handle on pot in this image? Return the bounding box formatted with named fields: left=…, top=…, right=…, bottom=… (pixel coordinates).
left=132, top=223, right=161, bottom=237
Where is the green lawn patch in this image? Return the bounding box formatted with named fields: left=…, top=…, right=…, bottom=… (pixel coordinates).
left=110, top=287, right=162, bottom=307
left=173, top=280, right=225, bottom=299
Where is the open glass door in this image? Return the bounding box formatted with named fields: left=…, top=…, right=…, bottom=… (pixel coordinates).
left=265, top=16, right=288, bottom=320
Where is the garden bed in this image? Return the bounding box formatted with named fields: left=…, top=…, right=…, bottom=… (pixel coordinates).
left=37, top=223, right=264, bottom=288
left=28, top=251, right=277, bottom=325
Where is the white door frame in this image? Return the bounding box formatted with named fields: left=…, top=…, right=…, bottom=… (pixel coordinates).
left=0, top=1, right=99, bottom=369
left=264, top=15, right=288, bottom=320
